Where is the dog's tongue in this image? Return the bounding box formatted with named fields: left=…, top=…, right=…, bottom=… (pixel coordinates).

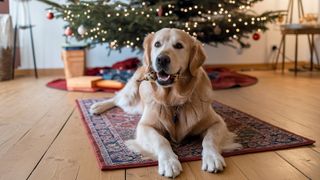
left=157, top=71, right=171, bottom=81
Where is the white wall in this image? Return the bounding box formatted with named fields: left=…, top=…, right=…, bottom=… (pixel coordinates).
left=9, top=0, right=319, bottom=69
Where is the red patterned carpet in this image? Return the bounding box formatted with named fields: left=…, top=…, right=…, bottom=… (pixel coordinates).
left=76, top=99, right=314, bottom=170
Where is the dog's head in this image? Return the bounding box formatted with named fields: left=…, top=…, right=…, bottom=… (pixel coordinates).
left=143, top=28, right=206, bottom=87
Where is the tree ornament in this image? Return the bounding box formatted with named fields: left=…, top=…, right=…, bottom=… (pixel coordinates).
left=252, top=33, right=260, bottom=41
left=102, top=1, right=108, bottom=5
left=157, top=6, right=163, bottom=16
left=38, top=0, right=284, bottom=51
left=77, top=25, right=87, bottom=35
left=213, top=25, right=221, bottom=35
left=197, top=32, right=204, bottom=38
left=64, top=27, right=73, bottom=36
left=46, top=11, right=54, bottom=20
left=277, top=15, right=284, bottom=23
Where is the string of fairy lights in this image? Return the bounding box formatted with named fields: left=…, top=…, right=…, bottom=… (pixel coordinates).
left=58, top=0, right=267, bottom=49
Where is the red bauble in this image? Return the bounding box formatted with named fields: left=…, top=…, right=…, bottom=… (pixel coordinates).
left=157, top=6, right=163, bottom=16
left=252, top=33, right=260, bottom=41
left=64, top=27, right=73, bottom=36
left=46, top=11, right=54, bottom=20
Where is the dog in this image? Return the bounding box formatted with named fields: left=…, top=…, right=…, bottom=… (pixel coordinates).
left=90, top=28, right=241, bottom=178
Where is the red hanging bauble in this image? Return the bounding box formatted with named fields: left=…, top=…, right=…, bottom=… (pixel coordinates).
left=64, top=27, right=73, bottom=36
left=157, top=6, right=163, bottom=16
left=252, top=33, right=260, bottom=41
left=46, top=11, right=54, bottom=20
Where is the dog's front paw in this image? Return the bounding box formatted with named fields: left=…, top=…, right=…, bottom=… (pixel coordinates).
left=202, top=151, right=226, bottom=173
left=90, top=102, right=108, bottom=115
left=158, top=155, right=182, bottom=178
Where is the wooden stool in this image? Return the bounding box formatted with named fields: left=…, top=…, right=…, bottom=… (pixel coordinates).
left=274, top=24, right=320, bottom=75
left=273, top=0, right=320, bottom=75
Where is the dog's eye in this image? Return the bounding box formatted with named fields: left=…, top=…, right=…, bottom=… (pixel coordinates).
left=173, top=42, right=183, bottom=49
left=154, top=41, right=161, bottom=48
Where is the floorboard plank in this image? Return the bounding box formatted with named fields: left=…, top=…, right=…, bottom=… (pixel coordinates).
left=0, top=92, right=85, bottom=180
left=1, top=71, right=319, bottom=179
left=126, top=163, right=196, bottom=180
left=0, top=77, right=67, bottom=158
left=186, top=158, right=247, bottom=180
left=231, top=152, right=308, bottom=180
left=276, top=147, right=320, bottom=179
left=27, top=93, right=125, bottom=180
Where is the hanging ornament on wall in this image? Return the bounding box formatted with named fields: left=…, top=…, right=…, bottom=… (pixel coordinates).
left=157, top=6, right=163, bottom=16
left=64, top=27, right=73, bottom=36
left=46, top=11, right=54, bottom=20
left=77, top=25, right=87, bottom=35
left=252, top=32, right=260, bottom=41
left=213, top=25, right=222, bottom=35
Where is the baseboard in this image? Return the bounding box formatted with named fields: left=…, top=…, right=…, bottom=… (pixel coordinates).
left=14, top=61, right=311, bottom=76
left=15, top=68, right=65, bottom=76
left=204, top=61, right=310, bottom=71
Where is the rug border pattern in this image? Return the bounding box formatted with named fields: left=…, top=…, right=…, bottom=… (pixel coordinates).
left=75, top=99, right=315, bottom=170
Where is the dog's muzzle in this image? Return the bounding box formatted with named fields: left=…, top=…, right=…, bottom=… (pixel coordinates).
left=156, top=54, right=170, bottom=71
left=137, top=67, right=180, bottom=87
left=156, top=69, right=180, bottom=86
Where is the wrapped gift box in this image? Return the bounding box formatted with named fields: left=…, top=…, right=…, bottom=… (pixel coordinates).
left=66, top=76, right=102, bottom=91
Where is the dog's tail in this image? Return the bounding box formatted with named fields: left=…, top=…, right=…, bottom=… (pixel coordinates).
left=125, top=139, right=157, bottom=160
left=113, top=67, right=145, bottom=114
left=221, top=132, right=242, bottom=152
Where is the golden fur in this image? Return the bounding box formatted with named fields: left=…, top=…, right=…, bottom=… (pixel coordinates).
left=90, top=28, right=240, bottom=178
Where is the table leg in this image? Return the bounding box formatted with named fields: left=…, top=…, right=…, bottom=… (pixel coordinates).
left=310, top=34, right=314, bottom=71
left=282, top=35, right=286, bottom=74
left=27, top=4, right=38, bottom=78
left=294, top=34, right=298, bottom=76
left=11, top=25, right=18, bottom=80
left=274, top=39, right=283, bottom=70
left=314, top=37, right=320, bottom=68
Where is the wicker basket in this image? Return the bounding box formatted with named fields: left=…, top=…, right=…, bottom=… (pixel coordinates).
left=0, top=48, right=13, bottom=81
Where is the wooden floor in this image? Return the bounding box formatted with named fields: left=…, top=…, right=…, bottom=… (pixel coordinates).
left=0, top=70, right=320, bottom=180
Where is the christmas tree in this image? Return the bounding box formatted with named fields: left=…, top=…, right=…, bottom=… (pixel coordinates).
left=39, top=0, right=283, bottom=51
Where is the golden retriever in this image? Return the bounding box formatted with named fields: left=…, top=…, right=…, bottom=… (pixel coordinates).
left=90, top=28, right=241, bottom=178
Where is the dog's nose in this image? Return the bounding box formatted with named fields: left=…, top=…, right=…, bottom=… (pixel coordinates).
left=156, top=55, right=171, bottom=68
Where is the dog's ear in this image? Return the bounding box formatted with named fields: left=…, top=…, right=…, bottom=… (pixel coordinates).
left=143, top=33, right=154, bottom=67
left=189, top=40, right=206, bottom=76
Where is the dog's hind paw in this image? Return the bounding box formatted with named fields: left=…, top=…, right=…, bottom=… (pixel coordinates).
left=158, top=155, right=182, bottom=178
left=201, top=152, right=226, bottom=173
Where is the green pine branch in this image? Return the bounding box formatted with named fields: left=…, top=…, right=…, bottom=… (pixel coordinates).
left=38, top=0, right=285, bottom=51
left=37, top=0, right=63, bottom=9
